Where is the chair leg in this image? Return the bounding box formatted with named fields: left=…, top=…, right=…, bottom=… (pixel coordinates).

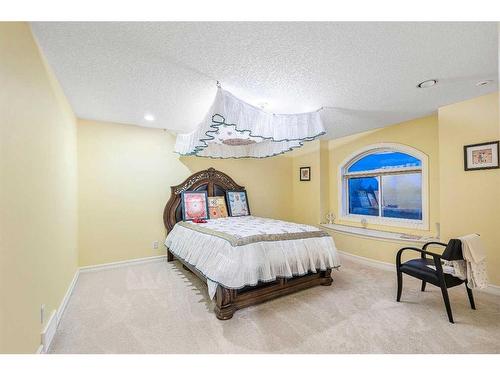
left=421, top=281, right=426, bottom=292
left=440, top=284, right=454, bottom=323
left=466, top=283, right=476, bottom=310
left=396, top=270, right=403, bottom=302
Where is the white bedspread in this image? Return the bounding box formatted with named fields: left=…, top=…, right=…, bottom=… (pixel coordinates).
left=164, top=216, right=341, bottom=299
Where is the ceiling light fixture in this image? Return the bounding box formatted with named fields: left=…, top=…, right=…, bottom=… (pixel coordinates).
left=144, top=114, right=155, bottom=122
left=417, top=79, right=438, bottom=88
left=476, top=80, right=493, bottom=87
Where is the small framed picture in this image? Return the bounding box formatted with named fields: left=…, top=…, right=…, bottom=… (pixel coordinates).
left=226, top=190, right=250, bottom=217
left=464, top=141, right=499, bottom=171
left=208, top=196, right=228, bottom=219
left=181, top=191, right=209, bottom=221
left=299, top=167, right=311, bottom=181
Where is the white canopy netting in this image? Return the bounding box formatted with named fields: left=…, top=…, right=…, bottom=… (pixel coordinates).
left=174, top=87, right=325, bottom=158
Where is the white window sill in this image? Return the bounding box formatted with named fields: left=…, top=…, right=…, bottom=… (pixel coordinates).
left=340, top=214, right=428, bottom=230
left=320, top=223, right=438, bottom=244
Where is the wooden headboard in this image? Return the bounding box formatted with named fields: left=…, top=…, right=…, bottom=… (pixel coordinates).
left=163, top=167, right=245, bottom=232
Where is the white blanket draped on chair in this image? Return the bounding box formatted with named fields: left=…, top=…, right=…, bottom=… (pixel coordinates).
left=446, top=234, right=488, bottom=289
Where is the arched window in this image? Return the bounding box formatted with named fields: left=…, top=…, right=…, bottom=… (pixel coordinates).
left=339, top=143, right=428, bottom=229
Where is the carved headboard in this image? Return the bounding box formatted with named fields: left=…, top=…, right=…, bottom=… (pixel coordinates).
left=163, top=168, right=245, bottom=233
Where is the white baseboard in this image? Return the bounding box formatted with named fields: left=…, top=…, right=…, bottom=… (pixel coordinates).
left=485, top=284, right=500, bottom=296
left=338, top=250, right=395, bottom=272
left=40, top=310, right=57, bottom=353
left=338, top=250, right=500, bottom=296
left=37, top=268, right=80, bottom=354
left=79, top=255, right=167, bottom=273
left=57, top=270, right=80, bottom=323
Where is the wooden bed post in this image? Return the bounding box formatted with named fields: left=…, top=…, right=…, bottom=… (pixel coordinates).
left=320, top=269, right=333, bottom=286
left=214, top=285, right=236, bottom=320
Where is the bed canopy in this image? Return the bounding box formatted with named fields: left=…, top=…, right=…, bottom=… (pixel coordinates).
left=174, top=86, right=325, bottom=158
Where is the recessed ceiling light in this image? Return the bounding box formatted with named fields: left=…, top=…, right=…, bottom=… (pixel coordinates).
left=417, top=79, right=438, bottom=88
left=144, top=114, right=155, bottom=122
left=476, top=80, right=493, bottom=87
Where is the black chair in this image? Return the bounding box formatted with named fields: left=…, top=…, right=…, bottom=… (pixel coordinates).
left=396, top=239, right=475, bottom=323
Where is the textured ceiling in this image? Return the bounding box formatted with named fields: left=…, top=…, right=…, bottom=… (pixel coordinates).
left=31, top=22, right=498, bottom=139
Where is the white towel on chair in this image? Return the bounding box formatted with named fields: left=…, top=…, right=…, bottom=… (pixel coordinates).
left=457, top=234, right=488, bottom=289
left=460, top=234, right=486, bottom=263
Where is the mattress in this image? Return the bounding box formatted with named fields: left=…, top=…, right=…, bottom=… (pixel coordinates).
left=164, top=216, right=341, bottom=298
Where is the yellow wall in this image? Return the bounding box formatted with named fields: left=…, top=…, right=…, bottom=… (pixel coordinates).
left=0, top=23, right=78, bottom=353
left=438, top=93, right=500, bottom=285
left=319, top=141, right=330, bottom=223
left=78, top=120, right=188, bottom=266
left=289, top=140, right=331, bottom=226
left=290, top=141, right=321, bottom=225
left=78, top=119, right=294, bottom=266
left=331, top=232, right=431, bottom=265
left=181, top=155, right=293, bottom=221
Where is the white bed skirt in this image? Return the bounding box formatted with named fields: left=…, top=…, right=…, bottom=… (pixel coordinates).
left=165, top=224, right=341, bottom=299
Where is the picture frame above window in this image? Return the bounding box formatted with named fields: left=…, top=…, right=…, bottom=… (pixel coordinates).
left=299, top=167, right=311, bottom=181
left=464, top=141, right=499, bottom=171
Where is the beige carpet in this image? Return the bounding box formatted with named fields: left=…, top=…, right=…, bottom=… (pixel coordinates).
left=49, top=256, right=500, bottom=354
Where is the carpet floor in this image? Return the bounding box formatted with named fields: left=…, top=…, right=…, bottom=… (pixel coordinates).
left=49, top=256, right=500, bottom=353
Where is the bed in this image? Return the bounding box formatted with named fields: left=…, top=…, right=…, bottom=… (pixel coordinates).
left=163, top=168, right=340, bottom=319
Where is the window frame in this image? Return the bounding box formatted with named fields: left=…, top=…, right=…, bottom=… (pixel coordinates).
left=338, top=143, right=429, bottom=230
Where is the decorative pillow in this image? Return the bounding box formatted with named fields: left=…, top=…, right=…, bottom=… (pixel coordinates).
left=181, top=191, right=209, bottom=221
left=226, top=190, right=250, bottom=217
left=208, top=196, right=229, bottom=219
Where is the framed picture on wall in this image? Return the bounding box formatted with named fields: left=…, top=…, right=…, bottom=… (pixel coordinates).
left=299, top=167, right=311, bottom=181
left=181, top=190, right=209, bottom=221
left=464, top=141, right=499, bottom=171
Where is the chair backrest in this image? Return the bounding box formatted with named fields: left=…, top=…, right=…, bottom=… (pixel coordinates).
left=441, top=239, right=463, bottom=261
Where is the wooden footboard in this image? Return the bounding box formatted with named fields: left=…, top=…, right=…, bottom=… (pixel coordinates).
left=167, top=249, right=333, bottom=320
left=214, top=269, right=332, bottom=320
